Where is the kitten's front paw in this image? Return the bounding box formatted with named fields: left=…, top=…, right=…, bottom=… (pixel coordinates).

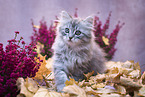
left=56, top=84, right=65, bottom=92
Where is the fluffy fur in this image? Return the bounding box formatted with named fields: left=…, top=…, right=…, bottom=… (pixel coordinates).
left=52, top=11, right=106, bottom=92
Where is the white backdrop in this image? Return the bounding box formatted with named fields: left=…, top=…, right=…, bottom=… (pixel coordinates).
left=0, top=0, right=145, bottom=72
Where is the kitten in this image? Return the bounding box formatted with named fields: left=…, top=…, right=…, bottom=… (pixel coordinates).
left=52, top=11, right=106, bottom=92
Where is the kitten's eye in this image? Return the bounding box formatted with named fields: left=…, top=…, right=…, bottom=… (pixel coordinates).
left=65, top=28, right=69, bottom=33
left=75, top=30, right=81, bottom=35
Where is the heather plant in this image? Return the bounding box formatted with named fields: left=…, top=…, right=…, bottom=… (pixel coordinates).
left=0, top=32, right=41, bottom=97
left=31, top=19, right=56, bottom=60
left=31, top=9, right=124, bottom=60
left=93, top=12, right=125, bottom=60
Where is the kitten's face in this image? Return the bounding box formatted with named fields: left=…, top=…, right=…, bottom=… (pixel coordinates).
left=58, top=11, right=93, bottom=46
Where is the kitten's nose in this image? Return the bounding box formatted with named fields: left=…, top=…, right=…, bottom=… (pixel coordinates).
left=69, top=37, right=73, bottom=40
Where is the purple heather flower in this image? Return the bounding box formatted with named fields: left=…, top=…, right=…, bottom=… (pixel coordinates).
left=31, top=19, right=56, bottom=59
left=22, top=41, right=25, bottom=44
left=0, top=32, right=41, bottom=96
left=15, top=31, right=19, bottom=34
left=93, top=12, right=124, bottom=60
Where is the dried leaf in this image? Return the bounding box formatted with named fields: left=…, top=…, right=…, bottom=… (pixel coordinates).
left=106, top=73, right=122, bottom=83
left=16, top=94, right=25, bottom=97
left=108, top=67, right=119, bottom=74
left=95, top=88, right=116, bottom=94
left=34, top=54, right=51, bottom=80
left=129, top=60, right=134, bottom=64
left=96, top=83, right=106, bottom=88
left=140, top=71, right=145, bottom=84
left=62, top=84, right=87, bottom=97
left=106, top=61, right=122, bottom=71
left=33, top=25, right=40, bottom=29
left=17, top=60, right=145, bottom=96
left=102, top=36, right=109, bottom=45
left=16, top=78, right=35, bottom=97
left=91, top=83, right=105, bottom=89
left=114, top=84, right=126, bottom=94
left=89, top=79, right=95, bottom=85
left=78, top=80, right=90, bottom=87
left=100, top=93, right=121, bottom=97
left=128, top=70, right=140, bottom=79
left=85, top=87, right=100, bottom=96
left=122, top=61, right=133, bottom=69
left=104, top=85, right=116, bottom=90
left=118, top=68, right=133, bottom=75
left=33, top=87, right=63, bottom=97
left=138, top=85, right=145, bottom=96
left=120, top=77, right=142, bottom=89
left=133, top=62, right=140, bottom=70
left=45, top=58, right=53, bottom=71
left=91, top=84, right=98, bottom=90
left=65, top=78, right=78, bottom=86
left=35, top=42, right=44, bottom=54
left=91, top=74, right=106, bottom=82
left=25, top=77, right=39, bottom=93
left=84, top=71, right=94, bottom=81
left=85, top=86, right=94, bottom=92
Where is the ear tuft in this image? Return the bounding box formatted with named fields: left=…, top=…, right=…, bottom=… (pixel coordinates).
left=84, top=16, right=93, bottom=25
left=60, top=11, right=72, bottom=21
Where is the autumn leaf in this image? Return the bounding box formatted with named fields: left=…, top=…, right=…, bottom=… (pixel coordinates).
left=122, top=61, right=134, bottom=69
left=99, top=93, right=121, bottom=97
left=120, top=76, right=142, bottom=91
left=102, top=36, right=109, bottom=45
left=16, top=77, right=38, bottom=97
left=62, top=84, right=87, bottom=97
left=91, top=83, right=105, bottom=89
left=35, top=42, right=44, bottom=54
left=34, top=54, right=51, bottom=80
left=91, top=84, right=98, bottom=90
left=84, top=71, right=94, bottom=81
left=95, top=88, right=116, bottom=94
left=42, top=73, right=55, bottom=89
left=90, top=73, right=106, bottom=83
left=105, top=61, right=122, bottom=71
left=25, top=77, right=39, bottom=93
left=17, top=60, right=145, bottom=96
left=128, top=70, right=140, bottom=79
left=78, top=80, right=90, bottom=87
left=33, top=25, right=40, bottom=29
left=140, top=71, right=145, bottom=84
left=45, top=58, right=53, bottom=71
left=33, top=87, right=65, bottom=97
left=138, top=85, right=145, bottom=96
left=133, top=62, right=141, bottom=76
left=133, top=62, right=140, bottom=70
left=108, top=67, right=119, bottom=74
left=114, top=84, right=126, bottom=94
left=106, top=73, right=122, bottom=83
left=85, top=86, right=99, bottom=96
left=65, top=78, right=78, bottom=86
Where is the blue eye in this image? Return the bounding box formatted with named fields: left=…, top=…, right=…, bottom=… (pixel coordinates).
left=65, top=28, right=69, bottom=33
left=75, top=30, right=81, bottom=35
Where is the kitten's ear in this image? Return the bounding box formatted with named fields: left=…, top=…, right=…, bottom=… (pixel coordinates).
left=83, top=16, right=93, bottom=25
left=60, top=11, right=72, bottom=21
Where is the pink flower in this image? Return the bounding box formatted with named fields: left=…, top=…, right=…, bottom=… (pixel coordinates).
left=22, top=41, right=25, bottom=44
left=0, top=32, right=41, bottom=96
left=15, top=31, right=19, bottom=34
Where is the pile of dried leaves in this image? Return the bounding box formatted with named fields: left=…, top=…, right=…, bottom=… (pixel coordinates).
left=16, top=56, right=145, bottom=97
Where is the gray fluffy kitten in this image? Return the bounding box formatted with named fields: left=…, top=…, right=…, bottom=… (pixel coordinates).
left=52, top=11, right=106, bottom=92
